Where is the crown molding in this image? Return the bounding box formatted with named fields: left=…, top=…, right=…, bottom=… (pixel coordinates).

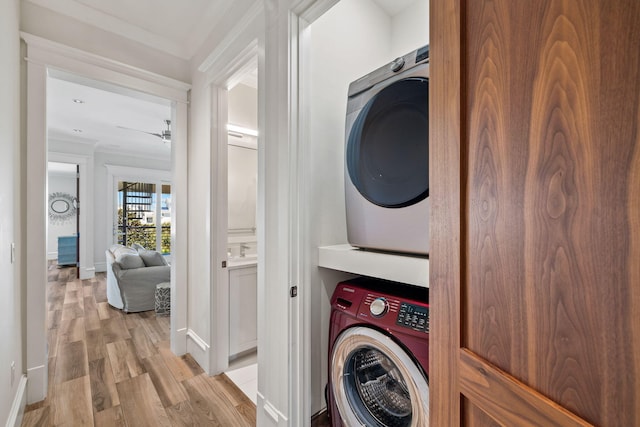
left=183, top=0, right=236, bottom=59
left=21, top=32, right=191, bottom=102
left=24, top=0, right=189, bottom=59
left=197, top=1, right=264, bottom=74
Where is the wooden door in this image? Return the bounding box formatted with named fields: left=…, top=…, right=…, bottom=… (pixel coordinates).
left=430, top=1, right=640, bottom=426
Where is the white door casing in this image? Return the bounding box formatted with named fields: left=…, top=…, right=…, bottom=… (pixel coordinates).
left=48, top=152, right=94, bottom=281
left=22, top=32, right=190, bottom=402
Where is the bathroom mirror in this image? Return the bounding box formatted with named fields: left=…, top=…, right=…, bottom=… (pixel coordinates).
left=228, top=141, right=257, bottom=234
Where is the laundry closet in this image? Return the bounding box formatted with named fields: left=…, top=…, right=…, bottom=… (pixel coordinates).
left=302, top=0, right=429, bottom=422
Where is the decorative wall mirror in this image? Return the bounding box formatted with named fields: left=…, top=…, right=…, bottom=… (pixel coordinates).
left=49, top=192, right=77, bottom=224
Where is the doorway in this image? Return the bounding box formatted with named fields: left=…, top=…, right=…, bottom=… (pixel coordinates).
left=207, top=43, right=260, bottom=401
left=24, top=37, right=189, bottom=403
left=224, top=73, right=259, bottom=404
left=47, top=161, right=80, bottom=276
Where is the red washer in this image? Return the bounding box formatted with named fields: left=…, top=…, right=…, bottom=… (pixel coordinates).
left=327, top=277, right=429, bottom=427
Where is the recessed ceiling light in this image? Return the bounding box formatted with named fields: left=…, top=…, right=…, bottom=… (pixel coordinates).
left=73, top=129, right=83, bottom=133
left=72, top=99, right=84, bottom=104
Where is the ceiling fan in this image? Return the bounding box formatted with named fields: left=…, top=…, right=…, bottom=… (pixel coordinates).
left=117, top=119, right=171, bottom=143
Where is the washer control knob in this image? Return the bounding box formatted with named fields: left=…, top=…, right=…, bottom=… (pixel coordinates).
left=370, top=298, right=388, bottom=317
left=390, top=57, right=405, bottom=72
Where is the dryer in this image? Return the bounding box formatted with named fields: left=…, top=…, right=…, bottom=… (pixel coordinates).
left=345, top=45, right=429, bottom=255
left=328, top=277, right=429, bottom=427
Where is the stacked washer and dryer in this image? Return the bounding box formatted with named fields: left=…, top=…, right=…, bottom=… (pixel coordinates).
left=328, top=45, right=430, bottom=427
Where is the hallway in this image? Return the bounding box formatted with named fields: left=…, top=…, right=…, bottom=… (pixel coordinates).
left=21, top=266, right=256, bottom=426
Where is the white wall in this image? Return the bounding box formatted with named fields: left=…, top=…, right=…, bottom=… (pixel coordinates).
left=0, top=0, right=25, bottom=423
left=390, top=0, right=429, bottom=58
left=306, top=0, right=429, bottom=414
left=47, top=173, right=77, bottom=259
left=20, top=1, right=190, bottom=83
left=229, top=83, right=258, bottom=130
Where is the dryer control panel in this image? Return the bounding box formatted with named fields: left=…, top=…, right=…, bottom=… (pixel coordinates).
left=397, top=302, right=429, bottom=333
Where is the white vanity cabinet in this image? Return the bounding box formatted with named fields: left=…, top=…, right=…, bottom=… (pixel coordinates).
left=228, top=264, right=257, bottom=357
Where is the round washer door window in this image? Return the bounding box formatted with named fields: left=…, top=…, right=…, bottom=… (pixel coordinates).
left=331, top=327, right=429, bottom=427
left=347, top=78, right=429, bottom=208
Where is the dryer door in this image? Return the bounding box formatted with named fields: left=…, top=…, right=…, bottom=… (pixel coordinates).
left=331, top=326, right=429, bottom=427
left=346, top=77, right=429, bottom=208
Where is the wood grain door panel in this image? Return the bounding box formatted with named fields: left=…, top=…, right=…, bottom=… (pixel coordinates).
left=431, top=1, right=640, bottom=426
left=460, top=350, right=593, bottom=426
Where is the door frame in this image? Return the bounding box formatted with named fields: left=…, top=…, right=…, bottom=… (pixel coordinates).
left=22, top=32, right=190, bottom=403
left=204, top=38, right=259, bottom=376
left=48, top=152, right=94, bottom=280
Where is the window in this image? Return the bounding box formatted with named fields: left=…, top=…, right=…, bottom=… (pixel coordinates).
left=117, top=181, right=171, bottom=254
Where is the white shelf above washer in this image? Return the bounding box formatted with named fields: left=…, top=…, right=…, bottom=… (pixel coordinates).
left=318, top=244, right=429, bottom=288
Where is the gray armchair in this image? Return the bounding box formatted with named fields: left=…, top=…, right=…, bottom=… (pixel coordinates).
left=105, top=245, right=170, bottom=313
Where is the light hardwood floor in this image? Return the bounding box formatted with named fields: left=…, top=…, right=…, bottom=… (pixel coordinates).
left=22, top=265, right=256, bottom=426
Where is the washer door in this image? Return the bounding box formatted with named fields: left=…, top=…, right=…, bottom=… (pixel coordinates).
left=331, top=327, right=429, bottom=427
left=346, top=77, right=429, bottom=208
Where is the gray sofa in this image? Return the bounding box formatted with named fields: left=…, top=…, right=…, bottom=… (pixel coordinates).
left=105, top=244, right=170, bottom=313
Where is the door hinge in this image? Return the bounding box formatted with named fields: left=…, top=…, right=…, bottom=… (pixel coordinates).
left=222, top=260, right=227, bottom=268
left=290, top=286, right=298, bottom=298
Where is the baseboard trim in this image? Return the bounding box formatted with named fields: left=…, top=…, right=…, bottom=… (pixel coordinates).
left=186, top=329, right=210, bottom=373
left=6, top=375, right=27, bottom=427
left=79, top=266, right=96, bottom=280
left=186, top=329, right=209, bottom=352
left=26, top=364, right=46, bottom=404
left=94, top=261, right=107, bottom=272
left=171, top=327, right=188, bottom=356
left=257, top=392, right=289, bottom=426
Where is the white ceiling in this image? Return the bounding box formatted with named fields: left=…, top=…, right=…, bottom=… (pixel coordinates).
left=41, top=0, right=414, bottom=159
left=48, top=76, right=172, bottom=158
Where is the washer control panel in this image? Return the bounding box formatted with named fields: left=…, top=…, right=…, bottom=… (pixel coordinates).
left=397, top=302, right=429, bottom=333
left=390, top=57, right=405, bottom=72
left=356, top=288, right=429, bottom=335
left=369, top=297, right=388, bottom=317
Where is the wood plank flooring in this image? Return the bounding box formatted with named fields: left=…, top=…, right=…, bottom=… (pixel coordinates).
left=22, top=265, right=256, bottom=427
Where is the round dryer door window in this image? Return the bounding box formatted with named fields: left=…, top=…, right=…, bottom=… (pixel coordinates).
left=347, top=78, right=429, bottom=208
left=331, top=327, right=429, bottom=427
